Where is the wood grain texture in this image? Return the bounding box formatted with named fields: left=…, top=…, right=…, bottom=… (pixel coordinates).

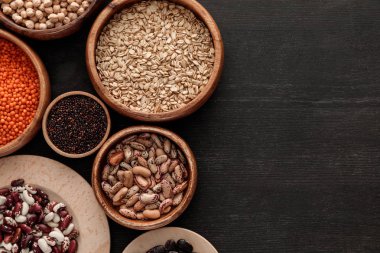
left=2, top=0, right=380, bottom=252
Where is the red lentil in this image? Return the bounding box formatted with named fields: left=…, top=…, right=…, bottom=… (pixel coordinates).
left=0, top=38, right=39, bottom=146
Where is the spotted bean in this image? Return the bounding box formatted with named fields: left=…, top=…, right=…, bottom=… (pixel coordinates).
left=159, top=199, right=173, bottom=214
left=139, top=193, right=159, bottom=204
left=113, top=187, right=129, bottom=203
left=126, top=186, right=140, bottom=199
left=123, top=193, right=140, bottom=207
left=119, top=208, right=137, bottom=219
left=133, top=201, right=146, bottom=212
left=173, top=192, right=183, bottom=206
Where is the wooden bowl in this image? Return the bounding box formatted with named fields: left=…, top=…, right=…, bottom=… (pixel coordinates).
left=0, top=29, right=50, bottom=157
left=92, top=126, right=198, bottom=230
left=42, top=91, right=111, bottom=159
left=0, top=0, right=105, bottom=40
left=86, top=0, right=224, bottom=122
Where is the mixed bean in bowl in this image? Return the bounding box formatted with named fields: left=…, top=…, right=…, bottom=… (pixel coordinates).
left=92, top=126, right=198, bottom=230
left=0, top=179, right=79, bottom=253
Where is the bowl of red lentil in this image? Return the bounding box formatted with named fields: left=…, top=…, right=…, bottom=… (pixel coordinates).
left=0, top=29, right=50, bottom=157
left=42, top=91, right=111, bottom=158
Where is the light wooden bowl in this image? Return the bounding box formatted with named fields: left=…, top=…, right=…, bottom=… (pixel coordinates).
left=0, top=0, right=105, bottom=40
left=0, top=155, right=111, bottom=252
left=0, top=29, right=50, bottom=157
left=86, top=0, right=224, bottom=122
left=92, top=126, right=198, bottom=230
left=123, top=227, right=218, bottom=253
left=42, top=91, right=111, bottom=159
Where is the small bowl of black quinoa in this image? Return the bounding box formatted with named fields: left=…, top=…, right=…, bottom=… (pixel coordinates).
left=42, top=91, right=111, bottom=158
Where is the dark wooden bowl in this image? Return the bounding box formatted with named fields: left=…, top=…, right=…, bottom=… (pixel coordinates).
left=0, top=0, right=105, bottom=40
left=86, top=0, right=224, bottom=122
left=42, top=91, right=111, bottom=159
left=0, top=29, right=50, bottom=157
left=92, top=126, right=198, bottom=230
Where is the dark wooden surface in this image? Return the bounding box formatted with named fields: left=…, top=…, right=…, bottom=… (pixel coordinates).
left=2, top=0, right=380, bottom=252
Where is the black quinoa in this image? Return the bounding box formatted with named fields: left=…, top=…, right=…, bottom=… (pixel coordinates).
left=47, top=95, right=107, bottom=154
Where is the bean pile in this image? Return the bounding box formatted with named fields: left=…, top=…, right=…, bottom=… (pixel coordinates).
left=0, top=179, right=79, bottom=253
left=46, top=95, right=108, bottom=154
left=1, top=0, right=93, bottom=30
left=0, top=38, right=39, bottom=147
left=147, top=239, right=194, bottom=253
left=101, top=133, right=189, bottom=220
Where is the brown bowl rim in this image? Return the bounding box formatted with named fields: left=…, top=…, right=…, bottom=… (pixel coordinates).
left=0, top=0, right=106, bottom=40
left=86, top=0, right=224, bottom=122
left=0, top=29, right=50, bottom=157
left=42, top=91, right=111, bottom=159
left=92, top=125, right=198, bottom=230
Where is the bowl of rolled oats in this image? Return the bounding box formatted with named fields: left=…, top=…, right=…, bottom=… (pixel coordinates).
left=86, top=0, right=224, bottom=122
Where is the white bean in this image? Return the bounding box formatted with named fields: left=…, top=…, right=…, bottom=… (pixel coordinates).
left=46, top=221, right=58, bottom=228
left=15, top=215, right=26, bottom=223
left=62, top=223, right=74, bottom=235
left=5, top=217, right=17, bottom=227
left=2, top=242, right=12, bottom=251
left=21, top=202, right=29, bottom=216
left=38, top=238, right=52, bottom=253
left=0, top=196, right=6, bottom=205
left=53, top=203, right=65, bottom=213
left=43, top=236, right=56, bottom=247
left=25, top=184, right=37, bottom=194
left=53, top=213, right=60, bottom=223
left=44, top=212, right=54, bottom=223
left=22, top=190, right=35, bottom=205
left=49, top=229, right=64, bottom=243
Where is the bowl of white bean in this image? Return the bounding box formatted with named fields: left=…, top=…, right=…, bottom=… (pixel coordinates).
left=0, top=0, right=105, bottom=40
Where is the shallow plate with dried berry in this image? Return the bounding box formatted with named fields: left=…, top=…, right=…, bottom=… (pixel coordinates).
left=123, top=227, right=218, bottom=253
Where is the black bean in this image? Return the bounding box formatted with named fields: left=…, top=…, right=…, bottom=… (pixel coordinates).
left=146, top=245, right=166, bottom=253
left=177, top=239, right=193, bottom=253
left=36, top=188, right=48, bottom=199
left=47, top=95, right=107, bottom=154
left=21, top=234, right=33, bottom=249
left=165, top=239, right=177, bottom=251
left=40, top=198, right=50, bottom=207
left=11, top=179, right=24, bottom=187
left=0, top=224, right=14, bottom=233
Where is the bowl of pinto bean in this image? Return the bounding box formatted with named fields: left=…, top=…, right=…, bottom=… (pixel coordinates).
left=92, top=125, right=197, bottom=230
